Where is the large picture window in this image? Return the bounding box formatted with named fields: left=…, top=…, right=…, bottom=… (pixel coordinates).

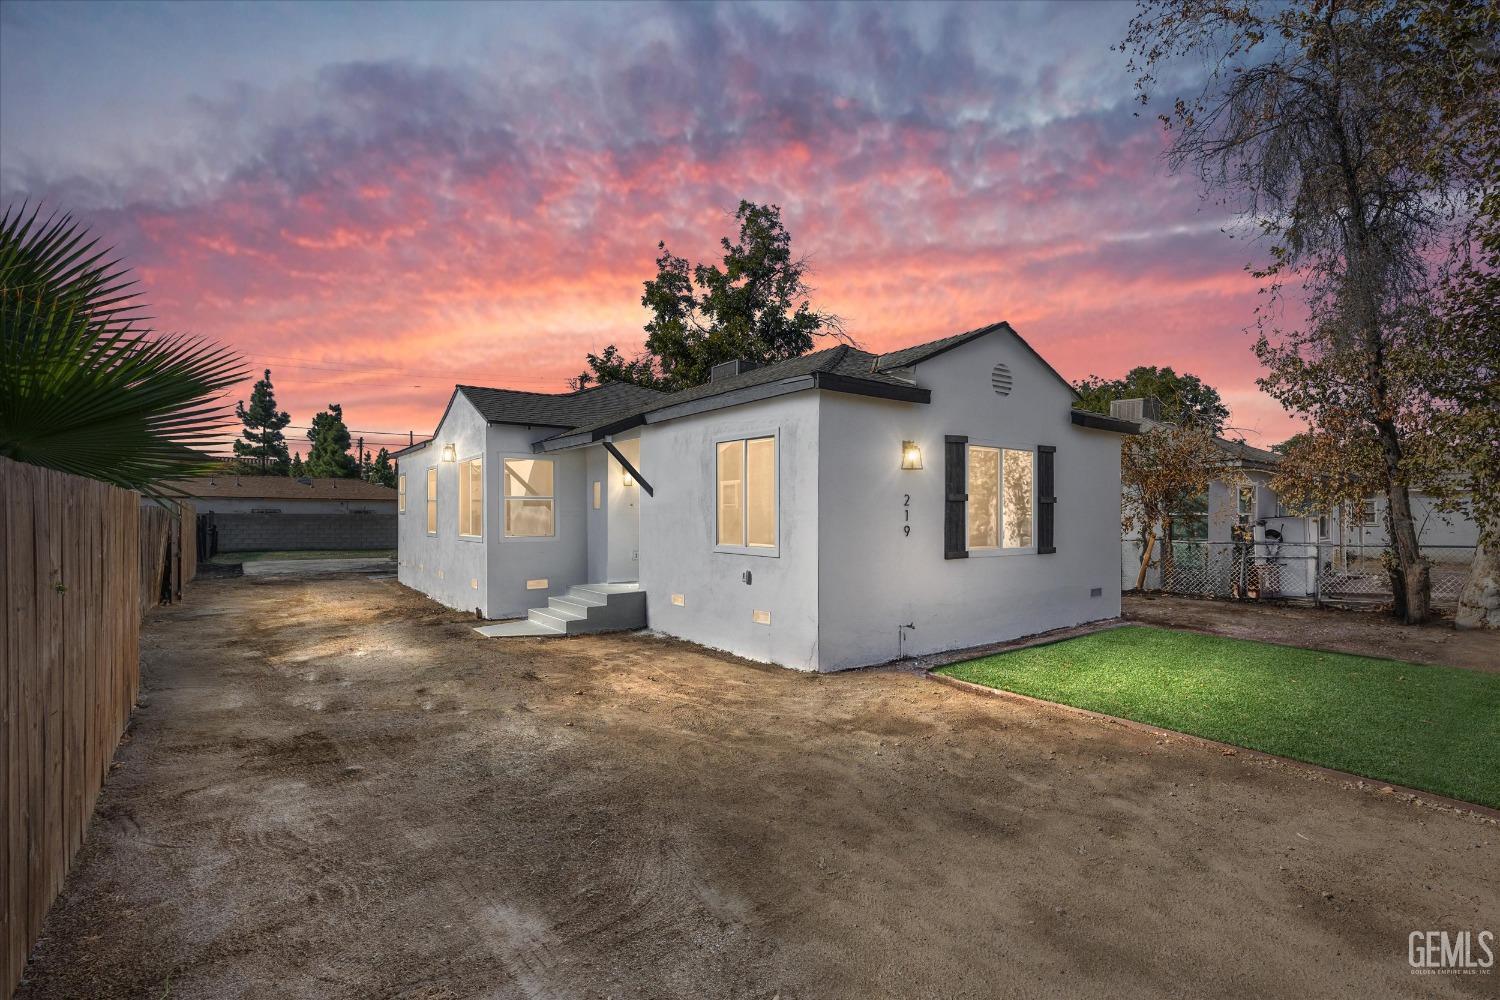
left=425, top=468, right=437, bottom=535
left=717, top=436, right=776, bottom=550
left=504, top=458, right=554, bottom=537
left=458, top=457, right=483, bottom=537
left=966, top=445, right=1034, bottom=550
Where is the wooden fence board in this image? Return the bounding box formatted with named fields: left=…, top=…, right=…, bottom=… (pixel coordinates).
left=2, top=458, right=195, bottom=996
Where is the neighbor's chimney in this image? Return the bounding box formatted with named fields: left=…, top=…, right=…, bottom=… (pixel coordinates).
left=710, top=359, right=760, bottom=381
left=1110, top=397, right=1163, bottom=423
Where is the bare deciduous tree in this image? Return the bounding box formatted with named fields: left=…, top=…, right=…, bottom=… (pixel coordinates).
left=1122, top=0, right=1489, bottom=622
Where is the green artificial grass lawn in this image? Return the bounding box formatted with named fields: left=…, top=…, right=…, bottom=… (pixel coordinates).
left=938, top=625, right=1500, bottom=808
left=209, top=549, right=395, bottom=563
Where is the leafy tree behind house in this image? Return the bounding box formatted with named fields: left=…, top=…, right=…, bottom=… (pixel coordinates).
left=232, top=368, right=291, bottom=474
left=1122, top=0, right=1491, bottom=624
left=0, top=205, right=245, bottom=493
left=1121, top=423, right=1240, bottom=591
left=1073, top=366, right=1230, bottom=434
left=575, top=200, right=845, bottom=391
left=305, top=403, right=357, bottom=478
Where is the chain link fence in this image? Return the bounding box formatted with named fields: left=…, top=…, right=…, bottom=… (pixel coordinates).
left=1123, top=539, right=1475, bottom=609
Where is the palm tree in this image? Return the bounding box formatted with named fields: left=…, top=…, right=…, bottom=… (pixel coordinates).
left=0, top=205, right=246, bottom=494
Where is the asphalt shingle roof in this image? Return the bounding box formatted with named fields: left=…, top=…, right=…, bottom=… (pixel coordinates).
left=456, top=381, right=667, bottom=428
left=545, top=344, right=922, bottom=442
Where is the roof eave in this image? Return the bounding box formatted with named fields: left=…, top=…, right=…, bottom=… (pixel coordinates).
left=1070, top=409, right=1140, bottom=434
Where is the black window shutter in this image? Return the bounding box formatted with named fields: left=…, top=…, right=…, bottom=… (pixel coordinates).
left=1037, top=445, right=1056, bottom=554
left=945, top=435, right=968, bottom=559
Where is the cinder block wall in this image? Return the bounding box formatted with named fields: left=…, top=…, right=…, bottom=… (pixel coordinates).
left=213, top=512, right=397, bottom=552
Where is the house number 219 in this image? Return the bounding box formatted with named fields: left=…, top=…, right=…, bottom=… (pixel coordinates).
left=903, top=494, right=911, bottom=536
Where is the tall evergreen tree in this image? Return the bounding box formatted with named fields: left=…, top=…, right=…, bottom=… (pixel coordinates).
left=305, top=403, right=358, bottom=478
left=232, top=368, right=291, bottom=474
left=289, top=451, right=306, bottom=478
left=368, top=447, right=396, bottom=488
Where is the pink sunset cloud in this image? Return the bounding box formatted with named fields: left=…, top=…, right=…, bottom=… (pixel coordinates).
left=1, top=2, right=1305, bottom=453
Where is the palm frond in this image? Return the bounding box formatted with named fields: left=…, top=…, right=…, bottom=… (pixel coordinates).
left=0, top=204, right=248, bottom=494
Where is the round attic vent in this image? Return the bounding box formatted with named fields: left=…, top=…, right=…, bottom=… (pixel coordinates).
left=991, top=363, right=1014, bottom=396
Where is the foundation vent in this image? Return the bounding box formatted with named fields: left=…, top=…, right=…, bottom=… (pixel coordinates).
left=526, top=578, right=549, bottom=590
left=991, top=363, right=1013, bottom=396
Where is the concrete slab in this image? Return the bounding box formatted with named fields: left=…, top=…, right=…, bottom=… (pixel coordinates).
left=474, top=619, right=562, bottom=638
left=240, top=557, right=396, bottom=577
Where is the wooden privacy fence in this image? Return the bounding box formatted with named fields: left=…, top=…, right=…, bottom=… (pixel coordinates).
left=2, top=456, right=196, bottom=995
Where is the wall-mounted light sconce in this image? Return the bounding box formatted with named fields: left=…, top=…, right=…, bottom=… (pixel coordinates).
left=441, top=443, right=456, bottom=463
left=901, top=440, right=923, bottom=470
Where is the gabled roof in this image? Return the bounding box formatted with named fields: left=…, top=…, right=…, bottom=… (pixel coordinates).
left=161, top=476, right=398, bottom=501
left=875, top=321, right=1081, bottom=400
left=1215, top=437, right=1282, bottom=471
left=409, top=320, right=1090, bottom=454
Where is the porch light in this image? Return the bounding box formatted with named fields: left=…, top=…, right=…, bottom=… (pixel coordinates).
left=441, top=443, right=456, bottom=463
left=901, top=440, right=923, bottom=470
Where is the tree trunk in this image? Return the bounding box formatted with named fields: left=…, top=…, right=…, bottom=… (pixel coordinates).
left=1377, top=434, right=1431, bottom=623
left=1456, top=517, right=1500, bottom=629
left=1135, top=530, right=1156, bottom=591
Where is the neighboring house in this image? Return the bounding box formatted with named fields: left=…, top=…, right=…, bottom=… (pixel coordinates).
left=395, top=321, right=1136, bottom=672
left=1116, top=397, right=1479, bottom=600
left=163, top=476, right=398, bottom=553
left=1115, top=397, right=1282, bottom=591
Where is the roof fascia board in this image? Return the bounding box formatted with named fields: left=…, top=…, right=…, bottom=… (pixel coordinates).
left=811, top=371, right=930, bottom=403
left=1070, top=409, right=1140, bottom=434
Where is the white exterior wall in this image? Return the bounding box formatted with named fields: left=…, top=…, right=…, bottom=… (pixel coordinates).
left=585, top=445, right=610, bottom=582
left=817, top=340, right=1122, bottom=670
left=1342, top=493, right=1479, bottom=550
left=397, top=396, right=491, bottom=615
left=637, top=393, right=821, bottom=670
left=485, top=425, right=590, bottom=618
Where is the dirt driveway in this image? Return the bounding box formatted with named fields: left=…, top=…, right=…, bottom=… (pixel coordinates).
left=18, top=576, right=1498, bottom=999
left=1124, top=593, right=1500, bottom=673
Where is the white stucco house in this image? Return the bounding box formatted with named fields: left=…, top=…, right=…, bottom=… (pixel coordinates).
left=395, top=321, right=1136, bottom=672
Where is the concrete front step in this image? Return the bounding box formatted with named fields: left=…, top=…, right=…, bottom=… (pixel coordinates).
left=474, top=583, right=645, bottom=638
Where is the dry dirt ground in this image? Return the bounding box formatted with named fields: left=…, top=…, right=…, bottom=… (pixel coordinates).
left=17, top=575, right=1499, bottom=1000
left=1124, top=593, right=1500, bottom=673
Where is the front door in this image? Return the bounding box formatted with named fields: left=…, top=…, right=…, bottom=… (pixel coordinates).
left=606, top=439, right=640, bottom=582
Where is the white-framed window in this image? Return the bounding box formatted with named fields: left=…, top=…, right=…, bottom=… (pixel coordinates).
left=425, top=468, right=438, bottom=535
left=458, top=457, right=483, bottom=538
left=504, top=458, right=554, bottom=537
left=398, top=473, right=406, bottom=513
left=966, top=444, right=1034, bottom=551
left=1238, top=486, right=1255, bottom=522
left=1317, top=513, right=1331, bottom=540
left=716, top=435, right=776, bottom=551
left=592, top=480, right=601, bottom=510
